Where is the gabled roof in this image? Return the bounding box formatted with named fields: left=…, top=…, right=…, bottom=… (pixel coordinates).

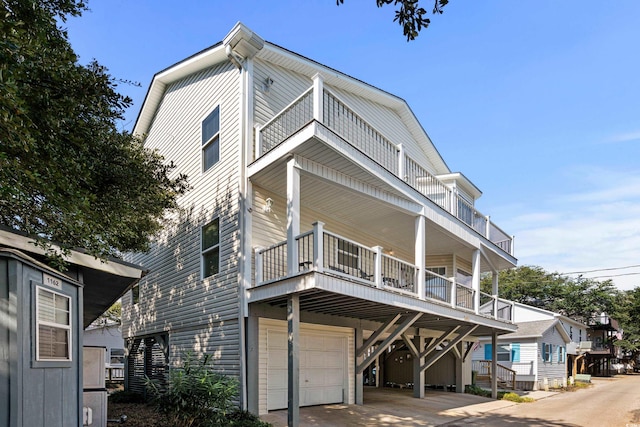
left=133, top=22, right=451, bottom=176
left=499, top=319, right=571, bottom=343
left=512, top=301, right=586, bottom=329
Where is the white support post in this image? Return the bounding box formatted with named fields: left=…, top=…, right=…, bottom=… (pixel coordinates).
left=254, top=124, right=262, bottom=159
left=472, top=249, right=481, bottom=314
left=451, top=278, right=457, bottom=309
left=398, top=143, right=405, bottom=180
left=415, top=215, right=426, bottom=300
left=485, top=215, right=491, bottom=239
left=287, top=158, right=300, bottom=276
left=287, top=294, right=300, bottom=426
left=312, top=221, right=324, bottom=272
left=373, top=246, right=383, bottom=288
left=255, top=246, right=264, bottom=285
left=492, top=271, right=499, bottom=320
left=451, top=186, right=458, bottom=216
left=312, top=73, right=324, bottom=123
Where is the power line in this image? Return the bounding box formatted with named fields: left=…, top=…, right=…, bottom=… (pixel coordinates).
left=562, top=264, right=640, bottom=275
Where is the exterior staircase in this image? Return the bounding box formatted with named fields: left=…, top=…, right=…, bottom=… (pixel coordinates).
left=472, top=360, right=516, bottom=390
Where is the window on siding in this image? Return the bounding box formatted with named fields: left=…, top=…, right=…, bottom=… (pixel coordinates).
left=484, top=344, right=513, bottom=361
left=202, top=218, right=220, bottom=278
left=202, top=106, right=220, bottom=171
left=542, top=343, right=553, bottom=363
left=456, top=268, right=472, bottom=287
left=337, top=239, right=359, bottom=271
left=36, top=286, right=71, bottom=361
left=426, top=267, right=448, bottom=300
left=558, top=346, right=565, bottom=363
left=110, top=348, right=125, bottom=365
left=132, top=283, right=140, bottom=305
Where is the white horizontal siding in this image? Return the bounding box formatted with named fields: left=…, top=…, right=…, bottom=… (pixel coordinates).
left=122, top=58, right=243, bottom=361
left=168, top=321, right=241, bottom=377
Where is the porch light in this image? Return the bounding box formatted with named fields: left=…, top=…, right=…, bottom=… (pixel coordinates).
left=263, top=197, right=274, bottom=213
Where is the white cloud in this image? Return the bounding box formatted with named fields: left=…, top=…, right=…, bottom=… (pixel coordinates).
left=502, top=170, right=640, bottom=290
left=603, top=130, right=640, bottom=144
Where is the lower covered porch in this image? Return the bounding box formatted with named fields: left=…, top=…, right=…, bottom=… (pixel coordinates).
left=246, top=272, right=516, bottom=425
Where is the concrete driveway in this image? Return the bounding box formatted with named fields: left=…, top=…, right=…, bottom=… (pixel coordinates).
left=260, top=387, right=555, bottom=426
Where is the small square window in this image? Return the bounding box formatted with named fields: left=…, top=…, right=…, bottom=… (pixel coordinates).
left=36, top=287, right=71, bottom=361
left=110, top=348, right=125, bottom=365
left=202, top=107, right=220, bottom=171
left=202, top=219, right=220, bottom=278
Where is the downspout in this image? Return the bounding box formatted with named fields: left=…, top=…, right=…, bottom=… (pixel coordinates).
left=226, top=44, right=250, bottom=411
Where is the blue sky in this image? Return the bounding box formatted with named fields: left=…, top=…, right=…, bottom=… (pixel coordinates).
left=65, top=1, right=640, bottom=290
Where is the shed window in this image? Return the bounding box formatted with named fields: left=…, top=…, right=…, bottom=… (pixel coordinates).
left=202, top=106, right=220, bottom=171
left=202, top=218, right=220, bottom=278
left=36, top=286, right=71, bottom=361
left=110, top=348, right=125, bottom=365
left=542, top=343, right=553, bottom=363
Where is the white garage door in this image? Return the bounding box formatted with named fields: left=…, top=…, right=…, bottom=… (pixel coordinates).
left=267, top=329, right=347, bottom=410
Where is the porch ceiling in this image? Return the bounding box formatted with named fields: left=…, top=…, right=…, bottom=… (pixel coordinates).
left=250, top=137, right=483, bottom=264
left=248, top=272, right=516, bottom=336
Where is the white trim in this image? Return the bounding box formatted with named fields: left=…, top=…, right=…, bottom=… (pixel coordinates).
left=201, top=105, right=221, bottom=173
left=35, top=285, right=72, bottom=362
left=201, top=218, right=221, bottom=279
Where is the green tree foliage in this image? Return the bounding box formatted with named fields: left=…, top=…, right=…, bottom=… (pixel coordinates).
left=0, top=0, right=188, bottom=263
left=337, top=0, right=449, bottom=41
left=481, top=266, right=619, bottom=323
left=611, top=287, right=640, bottom=362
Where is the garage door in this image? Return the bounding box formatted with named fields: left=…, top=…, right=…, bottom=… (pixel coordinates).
left=267, top=329, right=347, bottom=410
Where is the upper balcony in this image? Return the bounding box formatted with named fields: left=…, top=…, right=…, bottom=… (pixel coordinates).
left=254, top=78, right=514, bottom=257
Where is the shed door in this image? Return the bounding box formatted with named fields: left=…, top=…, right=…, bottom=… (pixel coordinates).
left=267, top=329, right=347, bottom=410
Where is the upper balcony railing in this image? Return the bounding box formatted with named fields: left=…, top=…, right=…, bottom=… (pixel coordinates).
left=256, top=82, right=513, bottom=256
left=255, top=221, right=514, bottom=322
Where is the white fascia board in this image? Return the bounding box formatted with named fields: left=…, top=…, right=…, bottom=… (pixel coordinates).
left=133, top=44, right=228, bottom=136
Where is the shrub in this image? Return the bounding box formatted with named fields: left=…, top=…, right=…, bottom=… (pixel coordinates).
left=225, top=409, right=272, bottom=427
left=146, top=353, right=239, bottom=427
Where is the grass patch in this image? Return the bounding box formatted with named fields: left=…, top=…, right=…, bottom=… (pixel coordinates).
left=465, top=385, right=534, bottom=402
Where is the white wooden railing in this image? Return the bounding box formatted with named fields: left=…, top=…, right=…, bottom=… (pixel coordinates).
left=256, top=82, right=514, bottom=256
left=255, top=222, right=515, bottom=320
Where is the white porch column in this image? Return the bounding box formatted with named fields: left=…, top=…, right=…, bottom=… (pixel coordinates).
left=415, top=215, right=426, bottom=299
left=374, top=246, right=384, bottom=288
left=398, top=143, right=405, bottom=180
left=287, top=158, right=300, bottom=275
left=288, top=294, right=300, bottom=426
left=312, top=73, right=324, bottom=123
left=472, top=249, right=481, bottom=314
left=312, top=221, right=325, bottom=272
left=492, top=270, right=499, bottom=320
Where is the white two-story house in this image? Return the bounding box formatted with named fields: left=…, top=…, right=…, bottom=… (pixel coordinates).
left=122, top=22, right=518, bottom=421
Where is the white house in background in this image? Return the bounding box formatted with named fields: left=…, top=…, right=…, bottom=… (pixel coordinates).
left=472, top=302, right=588, bottom=390
left=83, top=323, right=126, bottom=382
left=122, top=22, right=518, bottom=422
